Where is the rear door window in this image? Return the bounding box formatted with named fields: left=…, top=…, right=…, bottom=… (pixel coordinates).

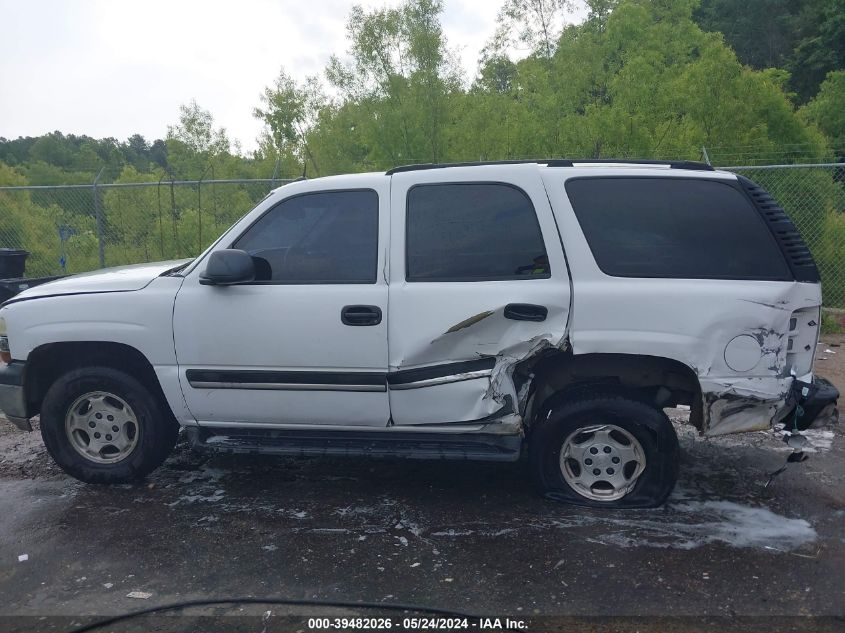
left=406, top=183, right=550, bottom=281
left=565, top=177, right=790, bottom=280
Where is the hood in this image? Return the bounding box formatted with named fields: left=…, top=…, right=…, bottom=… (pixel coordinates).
left=9, top=259, right=192, bottom=302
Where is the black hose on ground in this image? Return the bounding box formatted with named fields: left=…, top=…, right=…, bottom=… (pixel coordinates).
left=68, top=597, right=479, bottom=633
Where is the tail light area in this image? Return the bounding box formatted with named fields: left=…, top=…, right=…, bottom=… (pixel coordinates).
left=786, top=307, right=821, bottom=376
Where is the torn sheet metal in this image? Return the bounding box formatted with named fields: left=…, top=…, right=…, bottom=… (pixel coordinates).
left=395, top=305, right=567, bottom=368
left=568, top=276, right=823, bottom=436
left=388, top=304, right=568, bottom=426
left=700, top=376, right=791, bottom=436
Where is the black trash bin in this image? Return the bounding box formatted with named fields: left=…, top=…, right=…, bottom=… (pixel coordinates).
left=0, top=249, right=29, bottom=279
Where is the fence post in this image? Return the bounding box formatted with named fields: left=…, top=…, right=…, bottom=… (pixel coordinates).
left=157, top=174, right=166, bottom=258
left=93, top=167, right=106, bottom=268
left=270, top=156, right=280, bottom=190
left=198, top=163, right=214, bottom=254
left=170, top=177, right=178, bottom=257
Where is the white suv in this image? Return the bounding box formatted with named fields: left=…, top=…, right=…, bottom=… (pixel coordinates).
left=0, top=160, right=839, bottom=508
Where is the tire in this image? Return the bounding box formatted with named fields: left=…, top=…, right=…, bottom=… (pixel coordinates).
left=528, top=392, right=679, bottom=508
left=40, top=366, right=179, bottom=483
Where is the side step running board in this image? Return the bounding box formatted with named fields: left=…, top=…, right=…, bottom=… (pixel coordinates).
left=186, top=427, right=522, bottom=462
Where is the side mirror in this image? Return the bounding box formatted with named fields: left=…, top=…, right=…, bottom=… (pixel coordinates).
left=199, top=249, right=255, bottom=285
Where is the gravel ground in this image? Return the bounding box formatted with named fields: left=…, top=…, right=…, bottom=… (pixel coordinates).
left=0, top=338, right=843, bottom=632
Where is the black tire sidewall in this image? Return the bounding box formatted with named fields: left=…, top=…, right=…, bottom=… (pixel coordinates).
left=529, top=396, right=679, bottom=508
left=40, top=367, right=175, bottom=483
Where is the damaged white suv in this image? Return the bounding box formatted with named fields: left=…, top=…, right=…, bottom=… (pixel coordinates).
left=0, top=159, right=839, bottom=508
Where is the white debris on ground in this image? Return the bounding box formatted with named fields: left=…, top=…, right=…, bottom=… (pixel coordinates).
left=584, top=499, right=817, bottom=550
left=774, top=427, right=835, bottom=453
left=0, top=410, right=834, bottom=558
left=153, top=424, right=826, bottom=554
left=166, top=489, right=225, bottom=506
left=126, top=591, right=152, bottom=599
left=665, top=407, right=837, bottom=454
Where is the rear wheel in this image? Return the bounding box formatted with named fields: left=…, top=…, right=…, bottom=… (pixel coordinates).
left=40, top=367, right=178, bottom=483
left=528, top=392, right=679, bottom=508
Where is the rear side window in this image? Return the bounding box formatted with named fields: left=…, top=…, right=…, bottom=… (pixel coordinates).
left=406, top=183, right=550, bottom=282
left=234, top=190, right=378, bottom=283
left=565, top=177, right=790, bottom=280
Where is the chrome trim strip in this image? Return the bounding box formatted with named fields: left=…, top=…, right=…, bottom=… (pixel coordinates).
left=388, top=370, right=492, bottom=391
left=197, top=421, right=489, bottom=433
left=189, top=381, right=386, bottom=392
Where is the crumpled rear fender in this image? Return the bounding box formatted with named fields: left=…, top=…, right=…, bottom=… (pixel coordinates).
left=699, top=376, right=793, bottom=436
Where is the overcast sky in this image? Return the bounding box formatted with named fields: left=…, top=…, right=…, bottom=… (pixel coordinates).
left=0, top=0, right=517, bottom=151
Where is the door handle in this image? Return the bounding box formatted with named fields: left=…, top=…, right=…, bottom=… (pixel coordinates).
left=341, top=305, right=382, bottom=326
left=504, top=303, right=548, bottom=322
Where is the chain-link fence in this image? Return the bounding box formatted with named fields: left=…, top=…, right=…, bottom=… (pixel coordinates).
left=725, top=164, right=845, bottom=308
left=1, top=165, right=844, bottom=306
left=0, top=178, right=291, bottom=279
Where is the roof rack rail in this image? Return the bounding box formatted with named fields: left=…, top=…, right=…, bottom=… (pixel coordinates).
left=385, top=158, right=713, bottom=175
left=554, top=159, right=714, bottom=171
left=386, top=159, right=550, bottom=175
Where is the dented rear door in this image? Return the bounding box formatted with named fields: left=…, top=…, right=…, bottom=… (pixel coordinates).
left=387, top=164, right=571, bottom=425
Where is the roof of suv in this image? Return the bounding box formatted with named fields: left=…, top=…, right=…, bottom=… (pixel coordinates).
left=273, top=159, right=731, bottom=194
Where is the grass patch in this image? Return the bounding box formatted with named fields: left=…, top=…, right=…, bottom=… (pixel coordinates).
left=821, top=309, right=845, bottom=335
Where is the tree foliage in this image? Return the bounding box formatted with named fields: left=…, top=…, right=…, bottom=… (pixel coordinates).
left=487, top=0, right=575, bottom=59
left=0, top=0, right=843, bottom=298
left=695, top=0, right=845, bottom=103
left=802, top=70, right=845, bottom=155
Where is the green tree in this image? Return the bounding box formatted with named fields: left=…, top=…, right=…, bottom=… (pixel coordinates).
left=165, top=100, right=232, bottom=180
left=167, top=100, right=230, bottom=155
left=323, top=0, right=461, bottom=167
left=254, top=69, right=325, bottom=174
left=488, top=0, right=574, bottom=59
left=801, top=70, right=845, bottom=155
left=695, top=0, right=845, bottom=103
left=788, top=0, right=845, bottom=102
left=695, top=0, right=802, bottom=70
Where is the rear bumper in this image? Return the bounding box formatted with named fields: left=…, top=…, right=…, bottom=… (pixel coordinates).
left=795, top=376, right=839, bottom=430
left=0, top=361, right=30, bottom=431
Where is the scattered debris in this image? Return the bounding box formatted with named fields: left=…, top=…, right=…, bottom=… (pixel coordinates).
left=790, top=548, right=821, bottom=560
left=17, top=554, right=28, bottom=562
left=126, top=591, right=152, bottom=599
left=103, top=583, right=114, bottom=589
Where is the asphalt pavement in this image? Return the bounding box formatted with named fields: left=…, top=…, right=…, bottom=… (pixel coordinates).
left=0, top=403, right=843, bottom=632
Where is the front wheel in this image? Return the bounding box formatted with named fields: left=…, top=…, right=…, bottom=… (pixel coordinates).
left=528, top=393, right=679, bottom=508
left=40, top=367, right=179, bottom=483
